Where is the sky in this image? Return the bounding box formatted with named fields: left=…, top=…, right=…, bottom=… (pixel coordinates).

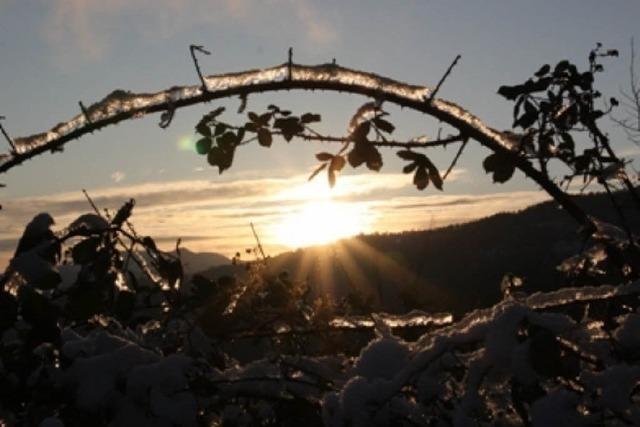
left=1, top=0, right=639, bottom=265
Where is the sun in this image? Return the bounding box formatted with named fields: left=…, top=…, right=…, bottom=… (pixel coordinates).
left=274, top=200, right=369, bottom=248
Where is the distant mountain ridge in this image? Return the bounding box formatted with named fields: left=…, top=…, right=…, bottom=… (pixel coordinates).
left=177, top=248, right=230, bottom=275
left=197, top=190, right=639, bottom=315
left=129, top=247, right=230, bottom=281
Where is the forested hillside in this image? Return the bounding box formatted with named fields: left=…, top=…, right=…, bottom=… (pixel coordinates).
left=202, top=190, right=640, bottom=315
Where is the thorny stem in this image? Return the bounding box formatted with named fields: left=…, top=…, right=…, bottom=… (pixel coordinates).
left=238, top=123, right=468, bottom=149
left=599, top=178, right=637, bottom=246
left=78, top=101, right=92, bottom=125
left=189, top=44, right=211, bottom=92
left=612, top=38, right=640, bottom=144
left=442, top=137, right=468, bottom=180
left=586, top=119, right=640, bottom=211
left=586, top=48, right=640, bottom=212
left=0, top=117, right=16, bottom=152
left=82, top=188, right=101, bottom=214
left=250, top=221, right=267, bottom=262
left=630, top=38, right=640, bottom=129
left=427, top=54, right=461, bottom=103
left=289, top=131, right=466, bottom=149
left=81, top=189, right=162, bottom=286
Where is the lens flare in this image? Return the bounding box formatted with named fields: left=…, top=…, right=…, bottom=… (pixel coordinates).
left=177, top=134, right=196, bottom=151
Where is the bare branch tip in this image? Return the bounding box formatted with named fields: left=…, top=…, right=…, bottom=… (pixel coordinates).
left=0, top=116, right=16, bottom=152
left=79, top=101, right=92, bottom=125
left=190, top=44, right=211, bottom=92
left=287, top=47, right=295, bottom=81
left=427, top=54, right=463, bottom=104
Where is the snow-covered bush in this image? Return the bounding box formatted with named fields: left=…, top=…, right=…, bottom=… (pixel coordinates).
left=1, top=202, right=639, bottom=426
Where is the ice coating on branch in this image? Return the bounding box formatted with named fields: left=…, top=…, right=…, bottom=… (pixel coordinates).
left=330, top=310, right=453, bottom=329
left=590, top=216, right=629, bottom=242
left=432, top=98, right=522, bottom=150
left=1, top=62, right=520, bottom=173
left=204, top=66, right=288, bottom=91
left=525, top=280, right=640, bottom=308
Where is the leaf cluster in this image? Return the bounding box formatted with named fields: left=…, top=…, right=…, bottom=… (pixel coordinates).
left=194, top=99, right=455, bottom=192
left=494, top=44, right=623, bottom=187
left=397, top=150, right=443, bottom=190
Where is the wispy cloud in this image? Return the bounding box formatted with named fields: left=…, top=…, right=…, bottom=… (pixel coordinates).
left=43, top=0, right=338, bottom=65
left=290, top=0, right=338, bottom=45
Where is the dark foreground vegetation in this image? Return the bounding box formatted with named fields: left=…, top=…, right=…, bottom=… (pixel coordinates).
left=1, top=189, right=639, bottom=426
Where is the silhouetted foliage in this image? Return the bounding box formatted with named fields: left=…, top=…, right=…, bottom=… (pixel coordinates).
left=192, top=99, right=454, bottom=192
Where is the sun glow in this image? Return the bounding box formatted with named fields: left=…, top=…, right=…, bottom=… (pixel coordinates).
left=274, top=200, right=370, bottom=248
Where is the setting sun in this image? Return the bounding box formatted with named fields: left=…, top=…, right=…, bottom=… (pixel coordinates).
left=274, top=200, right=370, bottom=248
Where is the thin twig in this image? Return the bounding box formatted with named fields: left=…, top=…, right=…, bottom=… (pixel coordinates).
left=612, top=38, right=640, bottom=144
left=287, top=47, right=293, bottom=80
left=250, top=222, right=267, bottom=261
left=427, top=54, right=461, bottom=103
left=82, top=188, right=101, bottom=214
left=81, top=189, right=164, bottom=286
left=158, top=103, right=175, bottom=128
left=0, top=117, right=16, bottom=152
left=442, top=137, right=468, bottom=180
left=237, top=93, right=248, bottom=114
left=78, top=101, right=92, bottom=125
left=228, top=119, right=466, bottom=149
left=189, top=44, right=211, bottom=92
left=599, top=178, right=637, bottom=246
left=303, top=131, right=467, bottom=148
left=587, top=119, right=640, bottom=211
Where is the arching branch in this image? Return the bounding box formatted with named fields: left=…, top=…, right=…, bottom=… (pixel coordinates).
left=0, top=61, right=592, bottom=229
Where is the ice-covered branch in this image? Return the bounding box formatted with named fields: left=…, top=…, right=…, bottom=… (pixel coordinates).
left=0, top=60, right=591, bottom=228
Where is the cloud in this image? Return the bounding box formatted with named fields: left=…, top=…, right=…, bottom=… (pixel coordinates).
left=111, top=171, right=126, bottom=183
left=43, top=0, right=338, bottom=64
left=290, top=0, right=338, bottom=45
left=44, top=0, right=126, bottom=61
left=0, top=173, right=547, bottom=269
